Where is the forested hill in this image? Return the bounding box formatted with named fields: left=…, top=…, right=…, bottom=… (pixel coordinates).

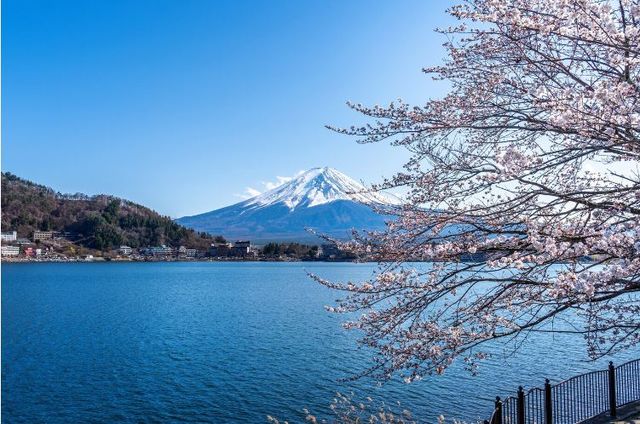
left=1, top=172, right=221, bottom=250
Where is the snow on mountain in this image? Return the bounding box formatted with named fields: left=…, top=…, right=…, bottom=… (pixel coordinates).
left=176, top=167, right=399, bottom=243
left=244, top=167, right=398, bottom=210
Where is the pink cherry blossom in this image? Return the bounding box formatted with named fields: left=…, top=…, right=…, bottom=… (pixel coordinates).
left=320, top=0, right=640, bottom=381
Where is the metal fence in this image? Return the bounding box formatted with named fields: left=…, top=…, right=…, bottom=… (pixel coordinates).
left=488, top=359, right=640, bottom=424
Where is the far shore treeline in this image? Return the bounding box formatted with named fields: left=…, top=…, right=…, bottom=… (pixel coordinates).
left=0, top=172, right=355, bottom=261
left=1, top=172, right=222, bottom=251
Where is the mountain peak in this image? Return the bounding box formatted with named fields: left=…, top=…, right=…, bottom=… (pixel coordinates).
left=176, top=167, right=398, bottom=243
left=244, top=167, right=397, bottom=210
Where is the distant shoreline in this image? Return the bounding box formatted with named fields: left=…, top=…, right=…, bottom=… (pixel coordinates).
left=1, top=257, right=365, bottom=264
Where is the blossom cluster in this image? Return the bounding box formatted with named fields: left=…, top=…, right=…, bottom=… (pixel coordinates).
left=321, top=0, right=640, bottom=380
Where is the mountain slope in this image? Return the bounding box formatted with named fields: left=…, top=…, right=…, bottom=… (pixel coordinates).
left=1, top=172, right=221, bottom=250
left=244, top=167, right=395, bottom=209
left=177, top=167, right=397, bottom=243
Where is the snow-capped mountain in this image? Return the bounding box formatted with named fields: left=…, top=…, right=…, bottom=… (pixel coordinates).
left=176, top=167, right=398, bottom=243
left=245, top=167, right=397, bottom=210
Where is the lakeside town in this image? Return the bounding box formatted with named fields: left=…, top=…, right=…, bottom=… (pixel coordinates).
left=0, top=229, right=351, bottom=262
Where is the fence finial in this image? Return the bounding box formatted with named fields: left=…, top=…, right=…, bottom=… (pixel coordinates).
left=517, top=386, right=525, bottom=424
left=494, top=397, right=503, bottom=424
left=609, top=361, right=617, bottom=418
left=544, top=378, right=553, bottom=424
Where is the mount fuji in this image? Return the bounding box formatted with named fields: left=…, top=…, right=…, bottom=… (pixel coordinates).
left=176, top=167, right=399, bottom=244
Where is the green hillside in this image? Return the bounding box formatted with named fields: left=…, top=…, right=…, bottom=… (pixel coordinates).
left=1, top=172, right=222, bottom=251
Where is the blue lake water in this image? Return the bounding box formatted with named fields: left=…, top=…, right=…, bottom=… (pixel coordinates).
left=2, top=262, right=638, bottom=423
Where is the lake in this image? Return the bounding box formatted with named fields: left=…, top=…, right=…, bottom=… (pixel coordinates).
left=2, top=262, right=638, bottom=423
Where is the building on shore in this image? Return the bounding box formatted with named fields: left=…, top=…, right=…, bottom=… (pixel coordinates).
left=119, top=246, right=132, bottom=256
left=141, top=246, right=174, bottom=257
left=319, top=244, right=340, bottom=259
left=209, top=241, right=253, bottom=258
left=177, top=246, right=199, bottom=258
left=15, top=238, right=32, bottom=245
left=231, top=240, right=252, bottom=257
left=1, top=245, right=20, bottom=256
left=1, top=231, right=17, bottom=242
left=33, top=230, right=55, bottom=241
left=209, top=242, right=232, bottom=257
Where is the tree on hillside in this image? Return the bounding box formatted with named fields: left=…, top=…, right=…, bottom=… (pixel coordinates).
left=321, top=0, right=640, bottom=382
left=103, top=199, right=120, bottom=224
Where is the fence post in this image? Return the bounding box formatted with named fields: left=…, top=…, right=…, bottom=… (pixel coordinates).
left=544, top=378, right=552, bottom=424
left=493, top=396, right=503, bottom=424
left=517, top=386, right=525, bottom=424
left=609, top=361, right=617, bottom=418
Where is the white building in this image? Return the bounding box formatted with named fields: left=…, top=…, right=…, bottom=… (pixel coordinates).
left=1, top=231, right=17, bottom=242
left=143, top=246, right=173, bottom=257
left=1, top=245, right=20, bottom=256
left=119, top=246, right=133, bottom=255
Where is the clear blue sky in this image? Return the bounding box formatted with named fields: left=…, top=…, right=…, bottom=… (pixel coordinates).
left=3, top=0, right=454, bottom=217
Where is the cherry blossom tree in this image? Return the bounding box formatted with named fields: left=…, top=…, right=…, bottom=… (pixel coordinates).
left=320, top=0, right=640, bottom=382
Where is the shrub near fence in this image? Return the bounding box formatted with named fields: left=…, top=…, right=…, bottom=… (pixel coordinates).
left=488, top=359, right=640, bottom=424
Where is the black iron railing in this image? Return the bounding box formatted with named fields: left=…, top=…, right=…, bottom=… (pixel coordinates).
left=488, top=359, right=640, bottom=424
